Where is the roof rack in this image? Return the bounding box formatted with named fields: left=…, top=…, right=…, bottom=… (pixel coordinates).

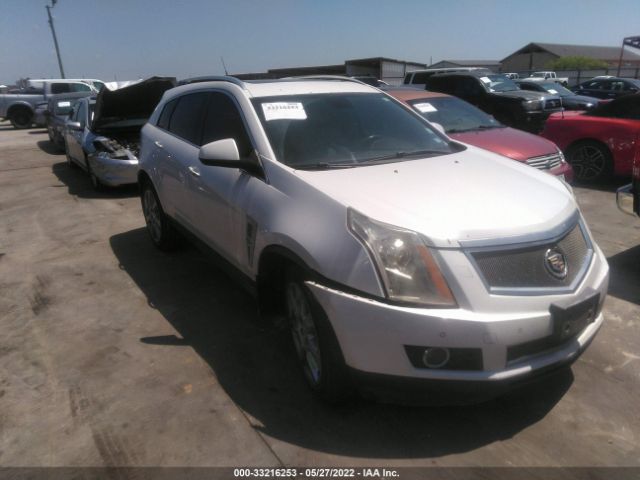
left=177, top=75, right=246, bottom=88
left=283, top=75, right=369, bottom=86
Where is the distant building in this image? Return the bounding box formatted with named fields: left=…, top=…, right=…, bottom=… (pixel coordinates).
left=428, top=59, right=501, bottom=71
left=233, top=57, right=428, bottom=85
left=501, top=42, right=640, bottom=72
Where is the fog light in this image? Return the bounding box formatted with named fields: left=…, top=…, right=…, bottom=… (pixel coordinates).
left=422, top=347, right=450, bottom=369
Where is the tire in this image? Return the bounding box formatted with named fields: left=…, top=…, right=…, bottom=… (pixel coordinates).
left=9, top=107, right=33, bottom=129
left=65, top=142, right=77, bottom=169
left=140, top=180, right=180, bottom=251
left=566, top=140, right=613, bottom=182
left=285, top=268, right=353, bottom=403
left=85, top=156, right=104, bottom=191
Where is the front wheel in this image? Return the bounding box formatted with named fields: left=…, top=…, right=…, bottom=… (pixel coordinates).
left=285, top=271, right=352, bottom=403
left=86, top=157, right=104, bottom=191
left=140, top=181, right=180, bottom=251
left=9, top=107, right=33, bottom=129
left=566, top=141, right=613, bottom=182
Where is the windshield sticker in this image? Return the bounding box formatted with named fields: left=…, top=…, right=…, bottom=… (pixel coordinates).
left=548, top=89, right=558, bottom=94
left=58, top=101, right=71, bottom=107
left=262, top=102, right=307, bottom=121
left=480, top=77, right=491, bottom=83
left=413, top=102, right=437, bottom=113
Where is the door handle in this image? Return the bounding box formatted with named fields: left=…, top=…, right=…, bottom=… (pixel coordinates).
left=188, top=166, right=201, bottom=177
left=154, top=141, right=163, bottom=148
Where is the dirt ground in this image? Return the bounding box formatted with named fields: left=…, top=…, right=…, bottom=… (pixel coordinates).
left=1, top=122, right=639, bottom=470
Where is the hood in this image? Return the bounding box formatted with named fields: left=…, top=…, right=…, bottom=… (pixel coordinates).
left=295, top=146, right=576, bottom=247
left=561, top=94, right=600, bottom=107
left=92, top=76, right=176, bottom=131
left=450, top=127, right=558, bottom=161
left=491, top=89, right=555, bottom=101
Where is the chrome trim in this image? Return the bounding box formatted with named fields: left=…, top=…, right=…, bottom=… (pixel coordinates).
left=458, top=210, right=580, bottom=249
left=526, top=153, right=562, bottom=170
left=464, top=217, right=594, bottom=296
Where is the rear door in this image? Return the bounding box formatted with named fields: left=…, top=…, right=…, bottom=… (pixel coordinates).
left=159, top=92, right=209, bottom=228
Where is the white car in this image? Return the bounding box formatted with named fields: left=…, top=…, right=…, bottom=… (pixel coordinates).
left=138, top=76, right=609, bottom=403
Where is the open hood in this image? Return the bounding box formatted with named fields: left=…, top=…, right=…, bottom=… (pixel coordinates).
left=92, top=76, right=175, bottom=131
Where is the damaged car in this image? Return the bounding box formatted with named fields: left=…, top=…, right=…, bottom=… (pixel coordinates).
left=64, top=77, right=175, bottom=190
left=45, top=92, right=94, bottom=151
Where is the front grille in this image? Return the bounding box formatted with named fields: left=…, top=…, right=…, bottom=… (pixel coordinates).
left=544, top=99, right=562, bottom=110
left=525, top=153, right=562, bottom=170
left=470, top=223, right=591, bottom=292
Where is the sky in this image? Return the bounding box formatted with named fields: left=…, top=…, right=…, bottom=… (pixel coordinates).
left=0, top=0, right=639, bottom=85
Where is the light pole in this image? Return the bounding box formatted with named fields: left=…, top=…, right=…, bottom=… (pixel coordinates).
left=46, top=0, right=65, bottom=78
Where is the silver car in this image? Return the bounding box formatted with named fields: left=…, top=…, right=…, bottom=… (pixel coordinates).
left=64, top=77, right=175, bottom=190
left=138, top=76, right=609, bottom=404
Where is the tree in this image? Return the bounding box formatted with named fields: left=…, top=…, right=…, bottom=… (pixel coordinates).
left=547, top=56, right=609, bottom=70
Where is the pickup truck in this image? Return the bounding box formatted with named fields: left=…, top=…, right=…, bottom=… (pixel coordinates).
left=0, top=80, right=97, bottom=129
left=527, top=71, right=569, bottom=87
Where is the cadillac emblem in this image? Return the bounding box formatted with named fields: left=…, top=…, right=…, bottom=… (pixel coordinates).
left=544, top=248, right=568, bottom=279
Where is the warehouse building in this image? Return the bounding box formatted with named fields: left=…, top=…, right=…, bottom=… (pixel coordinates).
left=234, top=57, right=428, bottom=85
left=501, top=42, right=640, bottom=72
left=428, top=59, right=501, bottom=71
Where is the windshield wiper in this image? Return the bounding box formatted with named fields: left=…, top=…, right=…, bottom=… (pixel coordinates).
left=293, top=162, right=357, bottom=171
left=448, top=125, right=505, bottom=133
left=359, top=149, right=447, bottom=164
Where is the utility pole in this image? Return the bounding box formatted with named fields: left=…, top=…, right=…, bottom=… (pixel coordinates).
left=46, top=0, right=65, bottom=78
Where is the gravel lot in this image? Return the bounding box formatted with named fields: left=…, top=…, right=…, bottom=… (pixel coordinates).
left=1, top=121, right=639, bottom=469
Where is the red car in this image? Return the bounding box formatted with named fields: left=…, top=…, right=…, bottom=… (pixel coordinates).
left=386, top=88, right=573, bottom=181
left=541, top=94, right=640, bottom=182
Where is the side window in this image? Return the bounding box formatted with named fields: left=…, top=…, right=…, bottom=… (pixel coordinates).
left=77, top=102, right=87, bottom=126
left=51, top=83, right=71, bottom=94
left=168, top=92, right=209, bottom=144
left=157, top=98, right=178, bottom=130
left=70, top=83, right=92, bottom=92
left=201, top=92, right=252, bottom=156
left=412, top=72, right=430, bottom=84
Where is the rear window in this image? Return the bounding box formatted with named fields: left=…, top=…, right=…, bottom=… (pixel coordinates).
left=167, top=92, right=208, bottom=145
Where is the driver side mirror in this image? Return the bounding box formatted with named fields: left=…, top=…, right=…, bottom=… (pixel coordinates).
left=199, top=138, right=264, bottom=178
left=199, top=138, right=241, bottom=166
left=67, top=121, right=83, bottom=131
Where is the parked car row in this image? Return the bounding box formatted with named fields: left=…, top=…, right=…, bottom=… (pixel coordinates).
left=0, top=79, right=100, bottom=128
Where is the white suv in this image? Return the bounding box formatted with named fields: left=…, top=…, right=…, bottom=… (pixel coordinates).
left=138, top=77, right=609, bottom=403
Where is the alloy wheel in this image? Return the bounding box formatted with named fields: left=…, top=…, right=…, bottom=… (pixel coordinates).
left=286, top=282, right=322, bottom=386
left=142, top=188, right=163, bottom=243
left=571, top=145, right=606, bottom=181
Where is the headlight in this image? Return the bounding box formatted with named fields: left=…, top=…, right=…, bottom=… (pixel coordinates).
left=558, top=148, right=566, bottom=163
left=348, top=209, right=456, bottom=307
left=523, top=100, right=542, bottom=111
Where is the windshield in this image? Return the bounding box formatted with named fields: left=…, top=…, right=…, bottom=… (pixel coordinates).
left=481, top=75, right=519, bottom=92
left=539, top=83, right=573, bottom=97
left=408, top=96, right=503, bottom=133
left=531, top=72, right=548, bottom=78
left=251, top=93, right=459, bottom=169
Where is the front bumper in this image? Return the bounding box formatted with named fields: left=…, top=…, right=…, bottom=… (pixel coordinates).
left=616, top=183, right=638, bottom=217
left=549, top=161, right=574, bottom=183
left=87, top=154, right=138, bottom=186
left=306, top=247, right=608, bottom=393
